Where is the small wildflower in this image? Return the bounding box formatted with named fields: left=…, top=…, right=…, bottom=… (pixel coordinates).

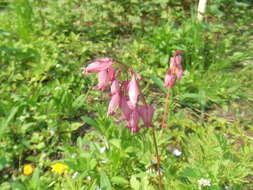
left=101, top=158, right=108, bottom=163
left=51, top=163, right=68, bottom=174
left=50, top=129, right=55, bottom=136
left=99, top=147, right=106, bottom=153
left=86, top=176, right=92, bottom=181
left=172, top=149, right=182, bottom=157
left=23, top=164, right=33, bottom=176
left=72, top=172, right=78, bottom=179
left=198, top=178, right=211, bottom=187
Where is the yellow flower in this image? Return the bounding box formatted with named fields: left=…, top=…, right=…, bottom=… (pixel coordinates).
left=51, top=163, right=68, bottom=174
left=23, top=164, right=33, bottom=176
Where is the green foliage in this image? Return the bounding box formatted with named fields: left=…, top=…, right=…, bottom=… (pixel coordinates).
left=0, top=0, right=253, bottom=189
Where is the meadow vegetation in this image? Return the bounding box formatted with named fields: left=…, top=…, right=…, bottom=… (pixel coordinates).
left=0, top=0, right=253, bottom=189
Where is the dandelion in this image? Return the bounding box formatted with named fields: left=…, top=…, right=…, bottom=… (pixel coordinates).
left=23, top=164, right=33, bottom=176
left=51, top=163, right=68, bottom=174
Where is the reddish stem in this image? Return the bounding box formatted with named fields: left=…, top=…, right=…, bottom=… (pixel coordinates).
left=161, top=87, right=171, bottom=129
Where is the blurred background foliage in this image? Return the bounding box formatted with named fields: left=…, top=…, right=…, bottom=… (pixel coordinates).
left=0, top=0, right=253, bottom=189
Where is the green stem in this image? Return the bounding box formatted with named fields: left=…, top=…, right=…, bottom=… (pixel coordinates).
left=151, top=128, right=164, bottom=190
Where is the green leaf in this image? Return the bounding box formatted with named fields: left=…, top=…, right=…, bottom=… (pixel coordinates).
left=111, top=176, right=129, bottom=185
left=130, top=176, right=140, bottom=190
left=81, top=116, right=98, bottom=128
left=70, top=122, right=83, bottom=131
left=109, top=139, right=121, bottom=149
left=100, top=171, right=112, bottom=190
left=150, top=73, right=167, bottom=93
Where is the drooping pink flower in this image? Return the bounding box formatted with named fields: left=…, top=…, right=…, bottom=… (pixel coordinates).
left=94, top=70, right=109, bottom=91
left=128, top=75, right=140, bottom=107
left=111, top=80, right=120, bottom=95
left=119, top=95, right=132, bottom=120
left=164, top=69, right=175, bottom=88
left=84, top=58, right=114, bottom=75
left=138, top=104, right=154, bottom=127
left=108, top=67, right=116, bottom=81
left=127, top=108, right=140, bottom=133
left=175, top=50, right=183, bottom=56
left=175, top=64, right=183, bottom=80
left=107, top=93, right=120, bottom=116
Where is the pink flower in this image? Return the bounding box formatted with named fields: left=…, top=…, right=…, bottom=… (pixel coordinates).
left=94, top=70, right=109, bottom=91
left=169, top=53, right=183, bottom=81
left=94, top=67, right=116, bottom=91
left=138, top=104, right=154, bottom=127
left=84, top=58, right=114, bottom=75
left=127, top=108, right=140, bottom=133
left=176, top=64, right=183, bottom=80
left=128, top=75, right=140, bottom=107
left=164, top=69, right=175, bottom=88
left=107, top=93, right=120, bottom=116
left=111, top=80, right=120, bottom=95
left=119, top=95, right=132, bottom=120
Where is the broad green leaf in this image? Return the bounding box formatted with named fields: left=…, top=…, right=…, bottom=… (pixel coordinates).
left=100, top=171, right=112, bottom=190
left=111, top=176, right=129, bottom=185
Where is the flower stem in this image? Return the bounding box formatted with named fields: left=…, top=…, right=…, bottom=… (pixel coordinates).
left=151, top=128, right=164, bottom=190
left=161, top=87, right=171, bottom=129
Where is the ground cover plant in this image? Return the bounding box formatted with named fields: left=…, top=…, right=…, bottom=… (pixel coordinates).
left=0, top=0, right=253, bottom=189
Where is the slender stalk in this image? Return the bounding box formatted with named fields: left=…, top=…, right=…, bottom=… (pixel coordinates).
left=161, top=87, right=171, bottom=129
left=151, top=128, right=164, bottom=190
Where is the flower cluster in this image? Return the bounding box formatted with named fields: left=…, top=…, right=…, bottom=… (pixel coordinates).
left=83, top=58, right=154, bottom=133
left=164, top=50, right=183, bottom=88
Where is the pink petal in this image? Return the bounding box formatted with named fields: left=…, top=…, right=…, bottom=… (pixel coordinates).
left=111, top=80, right=120, bottom=95
left=127, top=108, right=140, bottom=133
left=94, top=70, right=109, bottom=91
left=85, top=58, right=114, bottom=74
left=107, top=93, right=120, bottom=116
left=169, top=57, right=177, bottom=71
left=176, top=64, right=183, bottom=80
left=164, top=69, right=175, bottom=88
left=175, top=55, right=182, bottom=65
left=175, top=50, right=183, bottom=56
left=138, top=104, right=154, bottom=127
left=108, top=67, right=116, bottom=81
left=119, top=95, right=132, bottom=120
left=128, top=75, right=140, bottom=107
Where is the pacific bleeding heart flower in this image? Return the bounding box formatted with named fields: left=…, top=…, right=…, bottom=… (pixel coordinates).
left=128, top=75, right=140, bottom=107
left=127, top=108, right=141, bottom=133
left=165, top=50, right=183, bottom=88
left=83, top=57, right=114, bottom=75
left=94, top=70, right=109, bottom=91
left=164, top=69, right=175, bottom=88
left=119, top=95, right=132, bottom=120
left=84, top=57, right=155, bottom=133
left=107, top=93, right=120, bottom=116
left=138, top=104, right=154, bottom=127
left=110, top=80, right=120, bottom=95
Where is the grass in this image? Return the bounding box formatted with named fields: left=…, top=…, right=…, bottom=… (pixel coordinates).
left=0, top=0, right=253, bottom=189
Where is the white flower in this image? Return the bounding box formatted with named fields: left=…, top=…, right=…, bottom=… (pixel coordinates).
left=198, top=178, right=211, bottom=187
left=172, top=149, right=182, bottom=157
left=56, top=64, right=61, bottom=68
left=101, top=158, right=108, bottom=163
left=86, top=176, right=92, bottom=181
left=72, top=172, right=78, bottom=179
left=50, top=129, right=55, bottom=136
left=99, top=147, right=106, bottom=153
